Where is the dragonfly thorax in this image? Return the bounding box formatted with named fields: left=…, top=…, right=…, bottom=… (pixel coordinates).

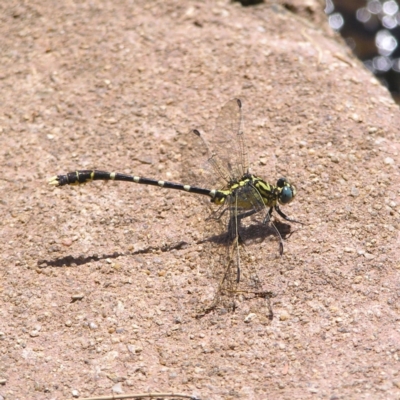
left=211, top=175, right=296, bottom=210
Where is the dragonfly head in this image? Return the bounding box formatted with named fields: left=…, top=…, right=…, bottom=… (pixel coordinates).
left=277, top=177, right=296, bottom=205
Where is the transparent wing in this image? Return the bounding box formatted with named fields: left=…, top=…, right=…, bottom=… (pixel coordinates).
left=202, top=187, right=267, bottom=314
left=180, top=98, right=249, bottom=190
left=179, top=129, right=215, bottom=189
left=206, top=98, right=249, bottom=183
left=178, top=99, right=275, bottom=316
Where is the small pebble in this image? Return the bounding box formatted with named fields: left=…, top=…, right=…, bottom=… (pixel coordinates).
left=112, top=383, right=124, bottom=394
left=107, top=373, right=120, bottom=383
left=348, top=154, right=356, bottom=163
left=89, top=322, right=98, bottom=330
left=299, top=140, right=307, bottom=148
left=71, top=389, right=79, bottom=398
left=127, top=345, right=142, bottom=354
left=350, top=113, right=362, bottom=122
left=350, top=187, right=359, bottom=197
left=113, top=263, right=122, bottom=270
left=393, top=380, right=400, bottom=389
left=364, top=252, right=375, bottom=260
left=279, top=311, right=290, bottom=321
left=61, top=238, right=73, bottom=247
left=330, top=155, right=339, bottom=163
left=127, top=344, right=135, bottom=354
left=71, top=294, right=84, bottom=302
left=244, top=313, right=257, bottom=323
left=384, top=157, right=394, bottom=165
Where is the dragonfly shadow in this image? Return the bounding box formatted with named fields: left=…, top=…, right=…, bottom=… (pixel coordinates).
left=37, top=252, right=124, bottom=268
left=199, top=219, right=293, bottom=247
left=37, top=241, right=188, bottom=268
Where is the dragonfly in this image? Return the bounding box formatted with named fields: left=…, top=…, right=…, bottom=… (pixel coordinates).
left=49, top=98, right=301, bottom=315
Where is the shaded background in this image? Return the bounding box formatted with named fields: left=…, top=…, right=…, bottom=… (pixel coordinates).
left=326, top=0, right=400, bottom=102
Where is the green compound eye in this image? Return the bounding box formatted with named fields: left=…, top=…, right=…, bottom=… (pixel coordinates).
left=279, top=185, right=294, bottom=204
left=276, top=178, right=296, bottom=205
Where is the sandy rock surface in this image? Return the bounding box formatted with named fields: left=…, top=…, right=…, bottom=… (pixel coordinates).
left=1, top=0, right=400, bottom=399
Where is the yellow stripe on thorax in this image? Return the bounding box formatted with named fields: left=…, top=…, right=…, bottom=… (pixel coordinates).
left=211, top=176, right=279, bottom=209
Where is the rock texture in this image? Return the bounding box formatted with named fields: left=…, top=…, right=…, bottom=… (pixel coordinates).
left=1, top=0, right=399, bottom=399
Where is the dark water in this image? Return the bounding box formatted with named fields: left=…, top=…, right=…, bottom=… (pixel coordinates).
left=326, top=0, right=400, bottom=102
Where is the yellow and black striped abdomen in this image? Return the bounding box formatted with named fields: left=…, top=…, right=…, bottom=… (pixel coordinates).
left=49, top=170, right=218, bottom=199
